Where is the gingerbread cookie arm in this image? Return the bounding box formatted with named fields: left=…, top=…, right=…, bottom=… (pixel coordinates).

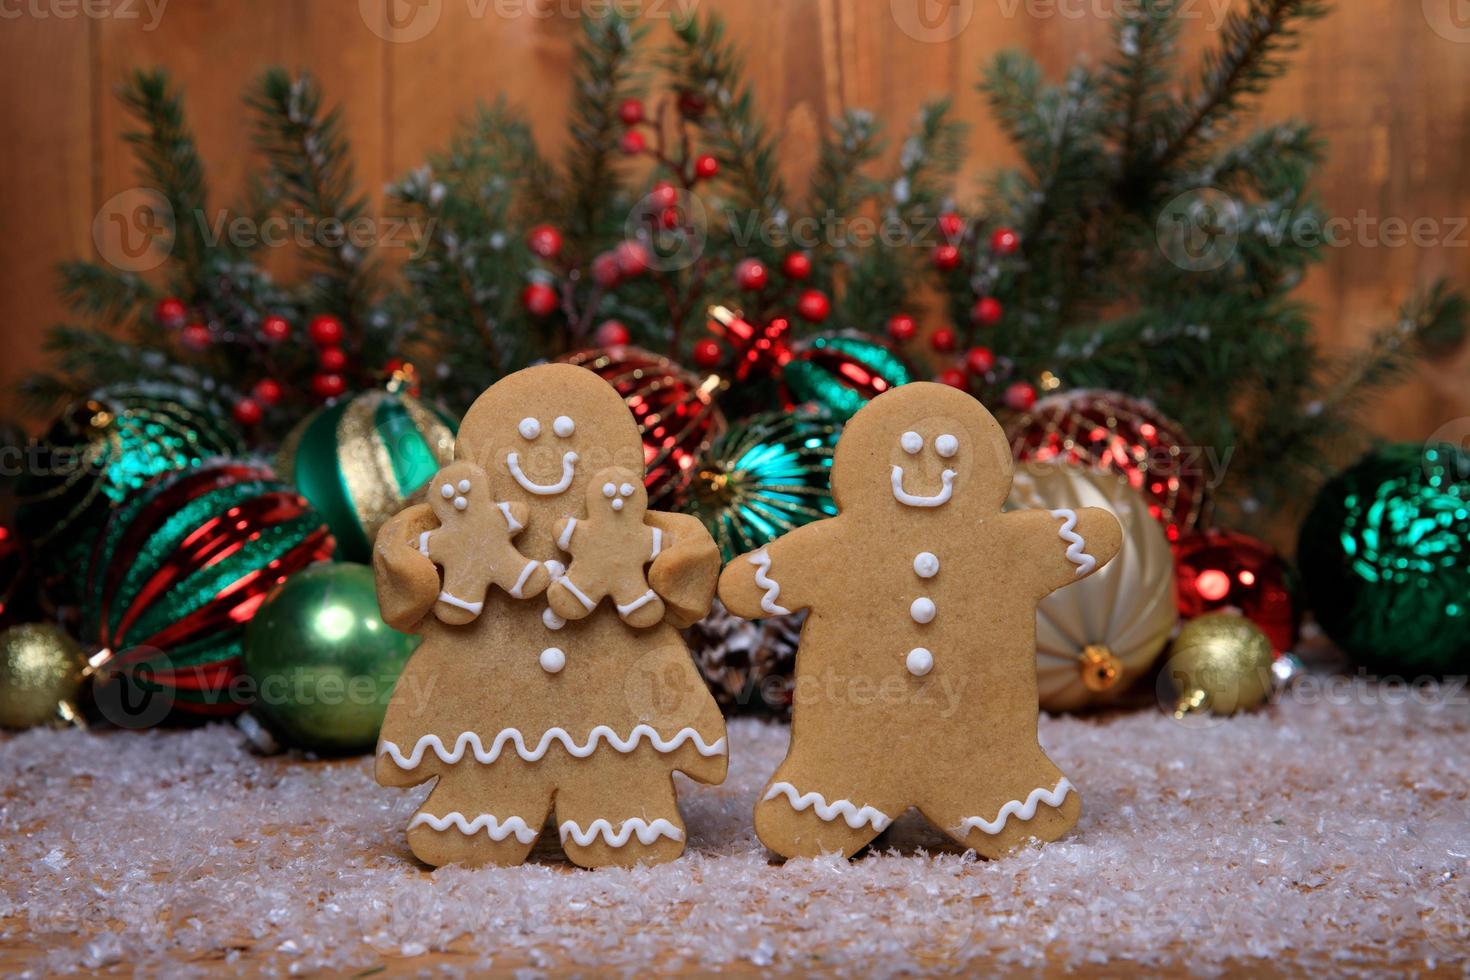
left=1004, top=506, right=1123, bottom=597
left=644, top=511, right=720, bottom=629
left=373, top=503, right=441, bottom=632
left=717, top=519, right=836, bottom=620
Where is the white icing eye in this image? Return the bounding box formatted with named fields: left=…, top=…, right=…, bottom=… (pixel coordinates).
left=602, top=482, right=617, bottom=498
left=900, top=431, right=923, bottom=455
left=553, top=415, right=575, bottom=437
left=457, top=479, right=472, bottom=494
left=440, top=483, right=454, bottom=499
left=935, top=434, right=959, bottom=458
left=518, top=417, right=541, bottom=440
left=619, top=483, right=636, bottom=497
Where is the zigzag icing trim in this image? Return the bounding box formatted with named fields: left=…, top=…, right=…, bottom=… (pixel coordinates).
left=1049, top=510, right=1097, bottom=576
left=954, top=778, right=1075, bottom=836
left=409, top=811, right=538, bottom=844
left=559, top=817, right=684, bottom=848
left=380, top=725, right=728, bottom=770
left=763, top=782, right=893, bottom=831
left=748, top=548, right=791, bottom=615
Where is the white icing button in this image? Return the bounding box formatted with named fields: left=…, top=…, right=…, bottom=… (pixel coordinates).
left=440, top=483, right=454, bottom=499
left=453, top=496, right=468, bottom=511
left=900, top=430, right=923, bottom=454
left=911, top=597, right=936, bottom=624
left=540, top=647, right=566, bottom=673
left=602, top=482, right=617, bottom=498
left=457, top=479, right=472, bottom=493
left=542, top=608, right=566, bottom=631
left=935, top=434, right=959, bottom=458
left=611, top=498, right=625, bottom=512
left=518, top=417, right=541, bottom=439
left=553, top=415, right=575, bottom=437
left=914, top=552, right=939, bottom=578
left=906, top=647, right=934, bottom=677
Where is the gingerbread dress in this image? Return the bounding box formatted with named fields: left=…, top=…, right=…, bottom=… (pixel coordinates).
left=373, top=365, right=727, bottom=869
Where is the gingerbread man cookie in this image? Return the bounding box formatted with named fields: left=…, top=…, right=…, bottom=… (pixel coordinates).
left=419, top=461, right=548, bottom=625
left=547, top=467, right=667, bottom=629
left=718, top=382, right=1123, bottom=860
left=373, top=364, right=727, bottom=870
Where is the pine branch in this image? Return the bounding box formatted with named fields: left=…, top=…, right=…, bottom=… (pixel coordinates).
left=565, top=11, right=646, bottom=238
left=57, top=261, right=154, bottom=325
left=809, top=110, right=883, bottom=230
left=1104, top=0, right=1181, bottom=182
left=892, top=98, right=966, bottom=222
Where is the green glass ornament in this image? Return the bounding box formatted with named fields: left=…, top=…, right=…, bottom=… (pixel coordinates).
left=1298, top=442, right=1470, bottom=674
left=243, top=563, right=418, bottom=753
left=276, top=390, right=456, bottom=563
left=783, top=333, right=914, bottom=421
left=687, top=410, right=840, bottom=561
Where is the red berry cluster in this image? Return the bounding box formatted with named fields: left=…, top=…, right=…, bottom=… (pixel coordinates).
left=693, top=252, right=827, bottom=369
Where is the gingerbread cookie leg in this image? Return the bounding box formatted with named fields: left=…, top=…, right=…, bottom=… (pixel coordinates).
left=916, top=749, right=1080, bottom=860
left=554, top=749, right=688, bottom=869
left=754, top=744, right=905, bottom=860
left=611, top=579, right=664, bottom=629
left=405, top=762, right=556, bottom=869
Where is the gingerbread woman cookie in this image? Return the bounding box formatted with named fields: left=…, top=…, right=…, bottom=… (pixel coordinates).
left=547, top=467, right=667, bottom=629
left=373, top=364, right=727, bottom=870
left=718, top=382, right=1122, bottom=860
left=419, top=461, right=548, bottom=625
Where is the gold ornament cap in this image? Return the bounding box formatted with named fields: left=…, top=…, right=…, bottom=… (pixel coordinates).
left=1079, top=644, right=1123, bottom=692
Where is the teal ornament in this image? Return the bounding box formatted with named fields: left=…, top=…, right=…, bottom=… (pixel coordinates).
left=782, top=333, right=913, bottom=421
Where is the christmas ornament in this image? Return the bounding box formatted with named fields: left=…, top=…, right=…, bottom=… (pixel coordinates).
left=560, top=346, right=726, bottom=508
left=972, top=296, right=1003, bottom=326
left=782, top=333, right=914, bottom=421
left=684, top=599, right=800, bottom=719
left=1008, top=389, right=1207, bottom=541
left=308, top=314, right=344, bottom=347
left=0, top=624, right=89, bottom=729
left=1164, top=613, right=1274, bottom=717
left=1174, top=529, right=1297, bottom=654
left=990, top=227, right=1020, bottom=255
left=1008, top=463, right=1177, bottom=711
left=1298, top=442, right=1470, bottom=674
left=687, top=409, right=840, bottom=561
left=242, top=563, right=417, bottom=753
left=82, top=462, right=335, bottom=722
left=276, top=388, right=456, bottom=562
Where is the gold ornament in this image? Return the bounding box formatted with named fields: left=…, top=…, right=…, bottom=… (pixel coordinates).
left=1166, top=613, right=1274, bottom=717
left=1008, top=462, right=1178, bottom=711
left=0, top=624, right=89, bottom=729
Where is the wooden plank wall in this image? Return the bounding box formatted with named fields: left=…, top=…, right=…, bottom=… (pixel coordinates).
left=2, top=0, right=1467, bottom=436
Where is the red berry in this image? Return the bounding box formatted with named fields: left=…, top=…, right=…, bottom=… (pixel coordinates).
left=260, top=315, right=291, bottom=342
left=659, top=207, right=681, bottom=230
left=991, top=226, right=1020, bottom=256
left=933, top=244, right=961, bottom=272
left=595, top=320, right=631, bottom=347
left=592, top=251, right=621, bottom=288
left=521, top=282, right=559, bottom=317
left=253, top=378, right=283, bottom=406
left=1004, top=381, right=1037, bottom=411
left=693, top=338, right=723, bottom=369
left=938, top=213, right=964, bottom=242
left=796, top=289, right=831, bottom=324
left=972, top=296, right=1003, bottom=326
left=677, top=89, right=707, bottom=119
left=930, top=327, right=957, bottom=353
left=318, top=346, right=348, bottom=372
left=650, top=181, right=679, bottom=210
left=938, top=368, right=969, bottom=390
left=887, top=314, right=917, bottom=342
left=527, top=224, right=563, bottom=260
left=782, top=252, right=812, bottom=281
left=735, top=258, right=769, bottom=291
left=620, top=130, right=646, bottom=155
left=180, top=323, right=212, bottom=351
left=965, top=346, right=996, bottom=376
left=614, top=240, right=651, bottom=277
left=308, top=314, right=344, bottom=347
left=312, top=373, right=346, bottom=400
left=154, top=297, right=187, bottom=329
left=232, top=398, right=263, bottom=426
left=618, top=98, right=645, bottom=126
left=694, top=154, right=719, bottom=180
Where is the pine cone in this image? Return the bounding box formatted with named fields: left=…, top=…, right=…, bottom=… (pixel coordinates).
left=684, top=599, right=802, bottom=719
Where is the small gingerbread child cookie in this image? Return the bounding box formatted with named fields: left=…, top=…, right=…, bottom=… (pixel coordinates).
left=420, top=461, right=549, bottom=625
left=547, top=467, right=667, bottom=629
left=718, top=382, right=1123, bottom=861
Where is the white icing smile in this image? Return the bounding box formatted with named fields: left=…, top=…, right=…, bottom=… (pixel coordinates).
left=890, top=464, right=956, bottom=508
left=507, top=451, right=578, bottom=495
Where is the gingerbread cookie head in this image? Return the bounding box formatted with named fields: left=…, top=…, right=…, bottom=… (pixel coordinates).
left=588, top=466, right=647, bottom=517
left=830, top=381, right=1014, bottom=523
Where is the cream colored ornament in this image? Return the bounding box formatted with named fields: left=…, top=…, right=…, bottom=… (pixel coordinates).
left=1007, top=462, right=1177, bottom=711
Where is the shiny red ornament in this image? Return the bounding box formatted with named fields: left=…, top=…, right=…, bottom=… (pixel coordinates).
left=991, top=226, right=1020, bottom=255
left=938, top=213, right=965, bottom=242
left=972, top=296, right=1003, bottom=326
left=615, top=240, right=651, bottom=277
left=620, top=130, right=646, bottom=155
left=527, top=224, right=563, bottom=259
left=253, top=379, right=283, bottom=406
left=154, top=297, right=187, bottom=329
left=260, top=315, right=291, bottom=342
left=312, top=372, right=346, bottom=399
left=693, top=338, right=724, bottom=368
left=232, top=398, right=263, bottom=426
left=933, top=244, right=962, bottom=271
left=1174, top=530, right=1298, bottom=655
left=180, top=323, right=212, bottom=351
left=965, top=346, right=996, bottom=376
left=887, top=314, right=917, bottom=342
left=560, top=347, right=725, bottom=508
left=1004, top=381, right=1037, bottom=411
left=592, top=251, right=621, bottom=287
left=796, top=289, right=831, bottom=323
left=618, top=98, right=645, bottom=125
left=521, top=282, right=559, bottom=317
left=308, top=314, right=344, bottom=347
left=735, top=258, right=769, bottom=291
left=938, top=368, right=969, bottom=390
left=595, top=320, right=631, bottom=346
left=694, top=154, right=720, bottom=180
left=929, top=327, right=957, bottom=353
left=650, top=181, right=678, bottom=209
left=1007, top=389, right=1208, bottom=541
left=318, top=346, right=348, bottom=372
left=706, top=307, right=794, bottom=385
left=782, top=251, right=812, bottom=281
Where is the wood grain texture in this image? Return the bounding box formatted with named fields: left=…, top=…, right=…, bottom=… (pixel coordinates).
left=1, top=0, right=1466, bottom=432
